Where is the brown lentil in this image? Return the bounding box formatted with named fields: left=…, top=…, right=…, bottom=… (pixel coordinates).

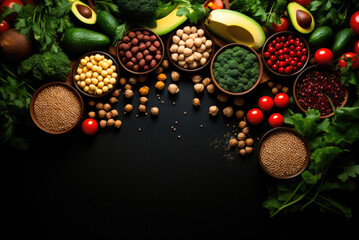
left=259, top=131, right=307, bottom=177
left=34, top=85, right=81, bottom=132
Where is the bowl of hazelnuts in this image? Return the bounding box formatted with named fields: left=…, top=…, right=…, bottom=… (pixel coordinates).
left=116, top=28, right=165, bottom=74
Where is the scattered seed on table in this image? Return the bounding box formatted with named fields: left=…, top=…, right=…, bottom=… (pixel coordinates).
left=184, top=112, right=187, bottom=115
left=178, top=135, right=181, bottom=139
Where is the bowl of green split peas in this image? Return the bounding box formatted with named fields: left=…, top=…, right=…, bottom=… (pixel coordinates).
left=210, top=43, right=263, bottom=96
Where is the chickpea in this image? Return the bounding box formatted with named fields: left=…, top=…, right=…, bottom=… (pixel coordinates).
left=192, top=98, right=200, bottom=107
left=209, top=105, right=219, bottom=117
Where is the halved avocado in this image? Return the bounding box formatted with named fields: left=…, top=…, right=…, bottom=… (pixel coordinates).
left=287, top=2, right=315, bottom=34
left=71, top=0, right=96, bottom=25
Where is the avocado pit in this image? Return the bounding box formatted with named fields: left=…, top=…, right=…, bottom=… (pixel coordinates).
left=296, top=10, right=312, bottom=28
left=76, top=4, right=92, bottom=19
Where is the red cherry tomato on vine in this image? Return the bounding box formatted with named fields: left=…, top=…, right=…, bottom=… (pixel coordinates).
left=268, top=113, right=284, bottom=128
left=271, top=17, right=289, bottom=33
left=293, top=0, right=311, bottom=7
left=338, top=52, right=359, bottom=69
left=274, top=93, right=290, bottom=108
left=81, top=118, right=98, bottom=135
left=354, top=41, right=359, bottom=55
left=0, top=19, right=9, bottom=35
left=314, top=48, right=333, bottom=65
left=246, top=108, right=264, bottom=125
left=258, top=96, right=274, bottom=111
left=350, top=11, right=359, bottom=35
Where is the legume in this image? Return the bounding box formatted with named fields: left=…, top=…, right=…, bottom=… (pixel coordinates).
left=34, top=85, right=82, bottom=132
left=259, top=131, right=308, bottom=177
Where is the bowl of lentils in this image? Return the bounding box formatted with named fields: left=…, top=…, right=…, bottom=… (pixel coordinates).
left=261, top=31, right=310, bottom=77
left=293, top=65, right=348, bottom=118
left=117, top=28, right=164, bottom=74
left=257, top=127, right=310, bottom=179
left=210, top=43, right=263, bottom=96
left=30, top=82, right=84, bottom=134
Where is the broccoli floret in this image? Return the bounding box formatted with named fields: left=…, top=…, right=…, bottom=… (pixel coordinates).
left=248, top=68, right=259, bottom=78
left=231, top=85, right=241, bottom=93
left=238, top=83, right=244, bottom=89
left=237, top=65, right=245, bottom=73
left=245, top=53, right=257, bottom=63
left=228, top=69, right=240, bottom=78
left=214, top=62, right=221, bottom=69
left=243, top=84, right=250, bottom=91
left=216, top=54, right=225, bottom=63
left=223, top=64, right=229, bottom=70
left=239, top=77, right=248, bottom=84
left=232, top=46, right=241, bottom=52
left=17, top=51, right=71, bottom=82
left=117, top=0, right=158, bottom=27
left=228, top=60, right=237, bottom=69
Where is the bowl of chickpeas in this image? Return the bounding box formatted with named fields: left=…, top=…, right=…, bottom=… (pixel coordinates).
left=167, top=25, right=215, bottom=72
left=72, top=51, right=120, bottom=98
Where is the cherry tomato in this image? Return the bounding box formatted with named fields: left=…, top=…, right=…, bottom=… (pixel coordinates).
left=314, top=48, right=333, bottom=65
left=338, top=52, right=359, bottom=69
left=293, top=0, right=311, bottom=7
left=204, top=0, right=224, bottom=10
left=81, top=118, right=98, bottom=135
left=350, top=11, right=359, bottom=35
left=246, top=108, right=264, bottom=125
left=0, top=19, right=9, bottom=35
left=354, top=40, right=359, bottom=55
left=258, top=96, right=274, bottom=112
left=274, top=93, right=290, bottom=108
left=0, top=0, right=24, bottom=22
left=268, top=113, right=284, bottom=128
left=272, top=17, right=289, bottom=33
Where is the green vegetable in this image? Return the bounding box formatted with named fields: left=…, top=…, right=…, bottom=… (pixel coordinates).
left=0, top=64, right=34, bottom=150
left=62, top=28, right=110, bottom=54
left=0, top=0, right=74, bottom=53
left=332, top=28, right=356, bottom=56
left=116, top=0, right=158, bottom=28
left=175, top=0, right=209, bottom=24
left=17, top=51, right=71, bottom=82
left=97, top=10, right=121, bottom=41
left=308, top=26, right=334, bottom=48
left=264, top=107, right=359, bottom=219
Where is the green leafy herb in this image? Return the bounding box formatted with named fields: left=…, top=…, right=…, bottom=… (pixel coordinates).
left=176, top=0, right=209, bottom=24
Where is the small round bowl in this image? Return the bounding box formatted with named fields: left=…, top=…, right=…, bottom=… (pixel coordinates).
left=73, top=51, right=120, bottom=98
left=293, top=65, right=349, bottom=118
left=167, top=24, right=215, bottom=73
left=261, top=31, right=310, bottom=77
left=257, top=127, right=310, bottom=179
left=210, top=43, right=263, bottom=96
left=30, top=82, right=84, bottom=135
left=116, top=28, right=165, bottom=75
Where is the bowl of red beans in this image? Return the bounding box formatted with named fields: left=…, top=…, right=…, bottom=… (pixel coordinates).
left=261, top=31, right=310, bottom=77
left=293, top=65, right=348, bottom=118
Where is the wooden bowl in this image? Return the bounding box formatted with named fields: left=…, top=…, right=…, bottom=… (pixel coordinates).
left=210, top=43, right=263, bottom=96
left=30, top=82, right=84, bottom=135
left=257, top=127, right=310, bottom=179
left=72, top=51, right=120, bottom=98
left=116, top=28, right=165, bottom=75
left=293, top=65, right=349, bottom=118
left=261, top=31, right=310, bottom=77
left=166, top=24, right=215, bottom=73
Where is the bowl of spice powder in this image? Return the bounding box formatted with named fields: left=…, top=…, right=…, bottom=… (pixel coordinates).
left=30, top=82, right=84, bottom=134
left=257, top=127, right=310, bottom=179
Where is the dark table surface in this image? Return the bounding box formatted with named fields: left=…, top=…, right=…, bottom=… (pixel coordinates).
left=3, top=62, right=359, bottom=239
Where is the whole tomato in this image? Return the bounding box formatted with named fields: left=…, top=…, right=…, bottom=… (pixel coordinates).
left=293, top=0, right=311, bottom=7
left=0, top=0, right=24, bottom=22
left=314, top=48, right=333, bottom=65
left=354, top=40, right=359, bottom=55
left=350, top=11, right=359, bottom=35
left=81, top=118, right=98, bottom=135
left=338, top=52, right=359, bottom=69
left=0, top=19, right=9, bottom=35
left=246, top=108, right=264, bottom=125
left=274, top=93, right=290, bottom=108
left=272, top=17, right=289, bottom=33
left=268, top=113, right=284, bottom=128
left=258, top=96, right=274, bottom=111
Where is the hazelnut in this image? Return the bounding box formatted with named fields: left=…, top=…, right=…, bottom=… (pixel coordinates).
left=194, top=83, right=204, bottom=93
left=150, top=107, right=159, bottom=116
left=222, top=106, right=234, bottom=117
left=168, top=84, right=179, bottom=94
left=192, top=98, right=200, bottom=107
left=209, top=105, right=219, bottom=117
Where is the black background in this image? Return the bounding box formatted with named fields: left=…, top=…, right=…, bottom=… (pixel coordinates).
left=3, top=60, right=359, bottom=239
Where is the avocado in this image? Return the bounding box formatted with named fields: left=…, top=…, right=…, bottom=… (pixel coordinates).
left=150, top=5, right=189, bottom=36
left=205, top=9, right=266, bottom=50
left=71, top=0, right=97, bottom=25
left=287, top=2, right=315, bottom=34
left=97, top=10, right=120, bottom=40
left=62, top=28, right=110, bottom=54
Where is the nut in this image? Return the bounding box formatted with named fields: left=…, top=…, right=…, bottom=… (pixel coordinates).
left=168, top=84, right=179, bottom=94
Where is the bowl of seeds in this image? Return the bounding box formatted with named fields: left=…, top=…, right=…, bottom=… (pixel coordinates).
left=257, top=127, right=310, bottom=179
left=30, top=82, right=84, bottom=134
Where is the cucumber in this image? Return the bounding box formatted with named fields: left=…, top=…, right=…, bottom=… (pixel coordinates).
left=62, top=28, right=110, bottom=54
left=97, top=10, right=120, bottom=39
left=308, top=26, right=334, bottom=47
left=332, top=28, right=355, bottom=55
